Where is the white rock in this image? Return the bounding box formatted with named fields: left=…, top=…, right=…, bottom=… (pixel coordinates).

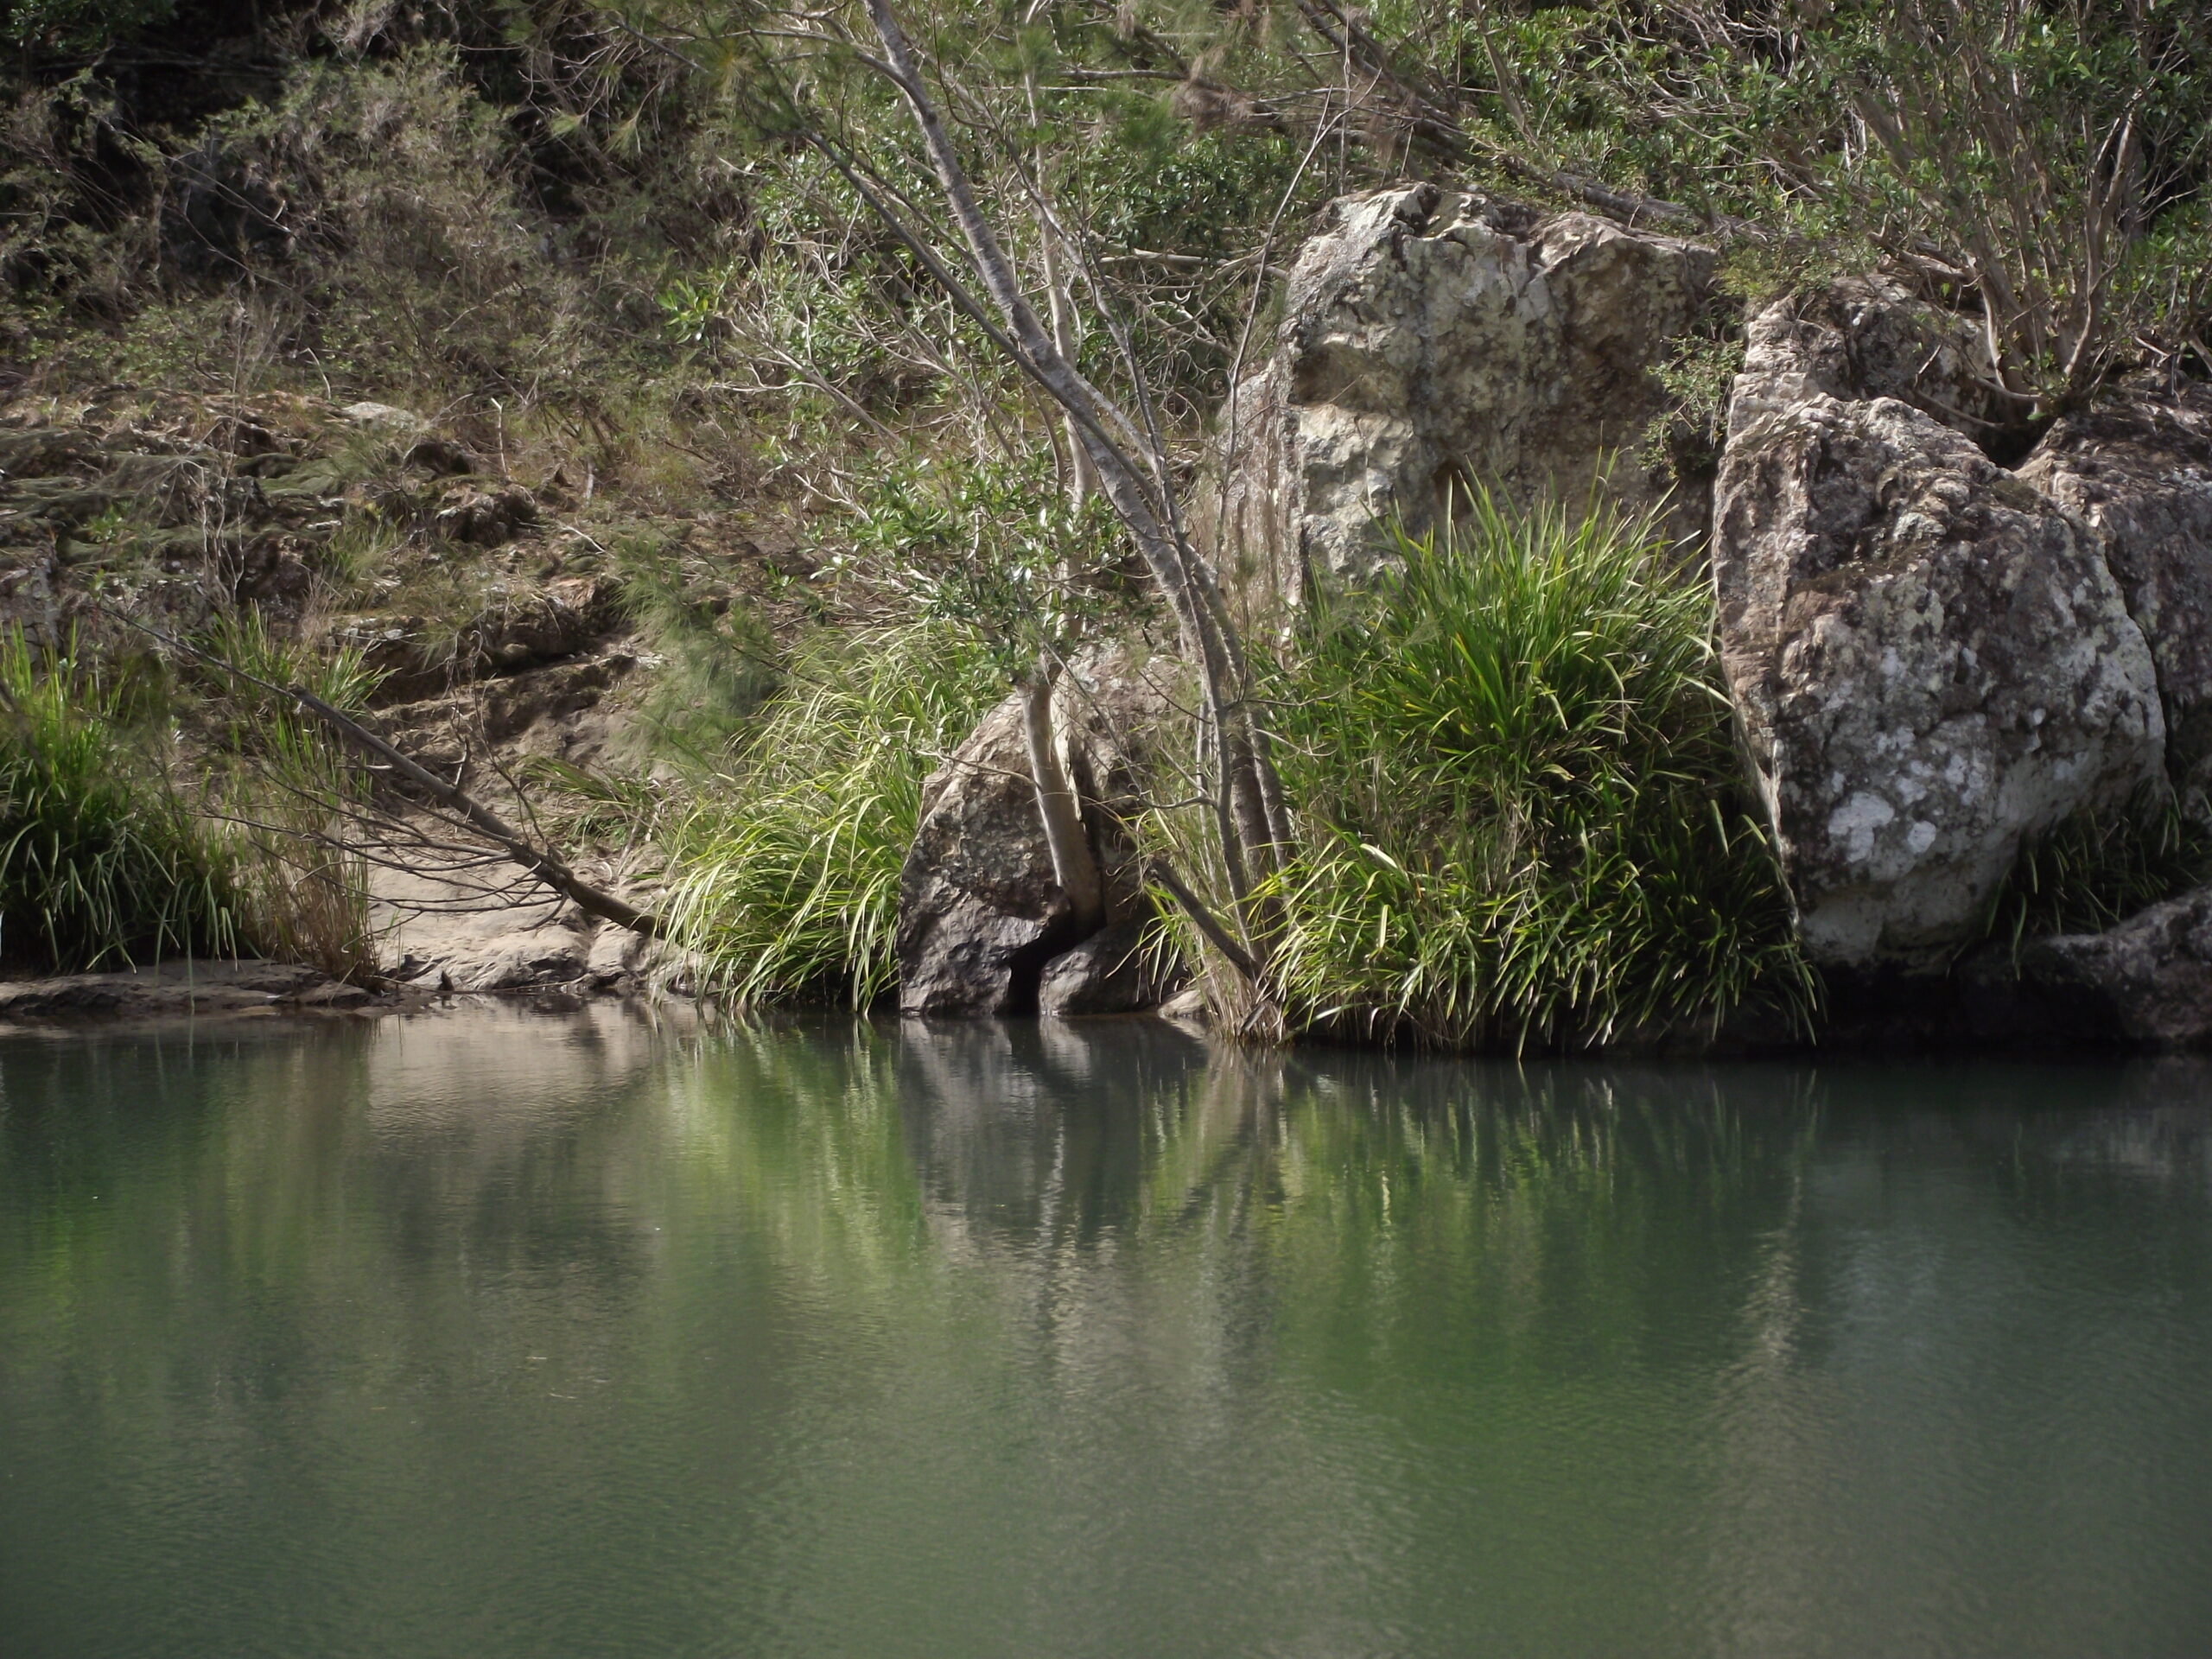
left=1213, top=183, right=1715, bottom=605
left=1713, top=393, right=2164, bottom=968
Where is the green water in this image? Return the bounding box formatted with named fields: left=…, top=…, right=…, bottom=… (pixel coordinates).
left=3, top=1010, right=2210, bottom=1657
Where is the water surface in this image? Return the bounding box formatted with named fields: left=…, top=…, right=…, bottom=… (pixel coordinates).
left=3, top=1009, right=2210, bottom=1656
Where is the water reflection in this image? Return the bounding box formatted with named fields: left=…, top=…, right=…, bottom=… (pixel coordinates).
left=3, top=1014, right=2211, bottom=1658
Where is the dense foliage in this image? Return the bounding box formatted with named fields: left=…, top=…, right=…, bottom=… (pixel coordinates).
left=3, top=0, right=2208, bottom=1030
left=1260, top=498, right=1815, bottom=1049
left=0, top=631, right=240, bottom=970
left=661, top=620, right=1003, bottom=1005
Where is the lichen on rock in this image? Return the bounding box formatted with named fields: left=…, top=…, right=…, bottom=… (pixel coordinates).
left=1212, top=182, right=1714, bottom=608
left=1712, top=392, right=2165, bottom=969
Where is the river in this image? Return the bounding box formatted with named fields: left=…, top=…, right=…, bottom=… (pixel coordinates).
left=3, top=1007, right=2210, bottom=1656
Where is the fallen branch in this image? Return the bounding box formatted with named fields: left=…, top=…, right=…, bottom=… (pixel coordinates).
left=99, top=606, right=664, bottom=940
left=1147, top=858, right=1258, bottom=983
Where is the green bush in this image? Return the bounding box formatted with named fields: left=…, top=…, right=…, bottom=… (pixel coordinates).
left=2, top=0, right=172, bottom=54
left=0, top=629, right=241, bottom=972
left=661, top=619, right=1002, bottom=1006
left=1257, top=494, right=1815, bottom=1051
left=190, top=611, right=384, bottom=981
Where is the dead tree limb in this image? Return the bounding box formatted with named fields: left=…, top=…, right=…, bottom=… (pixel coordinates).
left=102, top=607, right=664, bottom=940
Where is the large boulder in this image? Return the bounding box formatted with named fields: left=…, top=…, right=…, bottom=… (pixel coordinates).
left=896, top=644, right=1175, bottom=1016
left=1712, top=393, right=2164, bottom=969
left=1037, top=919, right=1180, bottom=1017
left=2015, top=386, right=2212, bottom=790
left=1212, top=184, right=1714, bottom=607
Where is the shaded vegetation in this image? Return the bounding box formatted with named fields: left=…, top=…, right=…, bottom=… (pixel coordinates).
left=0, top=629, right=240, bottom=970
left=2, top=0, right=2209, bottom=1034
left=1975, top=785, right=2212, bottom=959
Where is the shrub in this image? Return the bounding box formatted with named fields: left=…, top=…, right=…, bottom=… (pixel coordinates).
left=191, top=611, right=383, bottom=981
left=660, top=619, right=1002, bottom=1006
left=1255, top=493, right=1815, bottom=1051
left=0, top=629, right=241, bottom=971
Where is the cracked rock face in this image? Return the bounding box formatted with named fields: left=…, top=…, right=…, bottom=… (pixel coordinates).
left=1729, top=277, right=2012, bottom=438
left=2015, top=386, right=2212, bottom=791
left=1213, top=183, right=1714, bottom=606
left=1713, top=394, right=2164, bottom=969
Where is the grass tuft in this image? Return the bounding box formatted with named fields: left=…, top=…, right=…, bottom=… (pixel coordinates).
left=0, top=628, right=242, bottom=972
left=661, top=620, right=1002, bottom=1007
left=1255, top=492, right=1816, bottom=1051
left=1974, top=785, right=2212, bottom=960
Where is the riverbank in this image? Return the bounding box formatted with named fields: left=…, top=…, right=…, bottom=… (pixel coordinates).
left=0, top=960, right=417, bottom=1029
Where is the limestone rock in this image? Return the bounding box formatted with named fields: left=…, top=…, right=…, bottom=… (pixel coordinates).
left=1038, top=920, right=1177, bottom=1017
left=2015, top=387, right=2212, bottom=788
left=396, top=918, right=594, bottom=993
left=1730, top=278, right=2012, bottom=438
left=2023, top=888, right=2212, bottom=1049
left=1214, top=183, right=1714, bottom=605
left=586, top=921, right=654, bottom=990
left=1713, top=393, right=2164, bottom=969
left=896, top=692, right=1072, bottom=1017
left=340, top=401, right=423, bottom=431
left=897, top=644, right=1175, bottom=1017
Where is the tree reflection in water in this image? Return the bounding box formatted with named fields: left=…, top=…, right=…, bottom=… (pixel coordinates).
left=3, top=1012, right=2210, bottom=1658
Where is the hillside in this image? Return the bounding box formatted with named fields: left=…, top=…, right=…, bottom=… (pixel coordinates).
left=4, top=0, right=2211, bottom=1047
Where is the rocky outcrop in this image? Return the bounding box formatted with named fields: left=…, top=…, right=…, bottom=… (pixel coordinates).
left=374, top=862, right=659, bottom=996
left=1213, top=183, right=1714, bottom=606
left=2021, top=888, right=2212, bottom=1049
left=2015, top=387, right=2212, bottom=790
left=345, top=575, right=623, bottom=702
left=896, top=691, right=1072, bottom=1017
left=1729, top=278, right=2013, bottom=439
left=1712, top=393, right=2164, bottom=969
left=897, top=644, right=1175, bottom=1017
left=0, top=962, right=384, bottom=1026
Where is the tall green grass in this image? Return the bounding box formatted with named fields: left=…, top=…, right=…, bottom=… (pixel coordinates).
left=1974, top=785, right=2212, bottom=961
left=0, top=630, right=243, bottom=971
left=1256, top=494, right=1816, bottom=1051
left=661, top=620, right=1002, bottom=1006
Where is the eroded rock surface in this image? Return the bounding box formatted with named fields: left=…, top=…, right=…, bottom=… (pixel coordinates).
left=1730, top=278, right=2012, bottom=438
left=1038, top=920, right=1179, bottom=1017
left=897, top=644, right=1175, bottom=1017
left=1713, top=393, right=2164, bottom=968
left=0, top=961, right=382, bottom=1026
left=1214, top=183, right=1714, bottom=605
left=2023, top=888, right=2212, bottom=1049
left=2016, top=386, right=2212, bottom=789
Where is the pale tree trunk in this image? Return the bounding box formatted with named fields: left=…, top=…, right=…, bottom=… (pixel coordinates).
left=1022, top=62, right=1101, bottom=932
left=1020, top=654, right=1104, bottom=930
left=861, top=0, right=1286, bottom=973
left=1033, top=186, right=1097, bottom=503
left=1026, top=63, right=1096, bottom=506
